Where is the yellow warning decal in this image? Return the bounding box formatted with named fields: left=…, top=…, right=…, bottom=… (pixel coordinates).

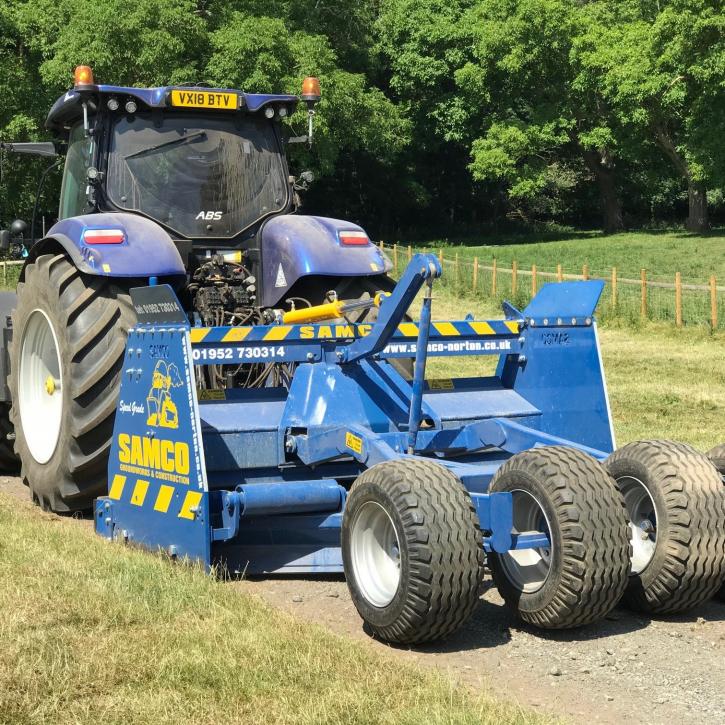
left=154, top=484, right=175, bottom=513
left=432, top=322, right=460, bottom=336
left=345, top=432, right=364, bottom=455
left=504, top=321, right=520, bottom=334
left=190, top=328, right=211, bottom=343
left=222, top=327, right=251, bottom=342
left=109, top=474, right=126, bottom=500
left=102, top=263, right=111, bottom=273
left=470, top=321, right=496, bottom=336
left=198, top=389, right=225, bottom=401
left=398, top=322, right=418, bottom=337
left=428, top=378, right=454, bottom=390
left=179, top=490, right=203, bottom=520
left=263, top=325, right=292, bottom=341
left=131, top=479, right=150, bottom=507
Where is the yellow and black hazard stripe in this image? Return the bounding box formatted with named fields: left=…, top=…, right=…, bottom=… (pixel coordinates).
left=189, top=319, right=519, bottom=344
left=108, top=474, right=203, bottom=520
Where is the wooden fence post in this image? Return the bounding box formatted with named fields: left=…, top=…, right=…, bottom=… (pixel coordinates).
left=531, top=264, right=537, bottom=297
left=1, top=262, right=5, bottom=287
left=492, top=259, right=498, bottom=296
left=472, top=257, right=478, bottom=293
left=675, top=272, right=682, bottom=328
left=407, top=245, right=412, bottom=262
left=611, top=267, right=618, bottom=309
left=711, top=275, right=718, bottom=330
left=393, top=244, right=398, bottom=273
left=557, top=263, right=563, bottom=283
left=640, top=269, right=648, bottom=319
left=455, top=251, right=459, bottom=286
left=438, top=248, right=444, bottom=264
left=379, top=240, right=384, bottom=252
left=583, top=263, right=589, bottom=281
left=511, top=260, right=518, bottom=296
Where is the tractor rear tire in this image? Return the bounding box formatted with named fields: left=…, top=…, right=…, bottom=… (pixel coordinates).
left=488, top=447, right=630, bottom=629
left=342, top=458, right=484, bottom=644
left=9, top=254, right=136, bottom=512
left=606, top=440, right=725, bottom=613
left=0, top=403, right=19, bottom=471
left=706, top=444, right=725, bottom=602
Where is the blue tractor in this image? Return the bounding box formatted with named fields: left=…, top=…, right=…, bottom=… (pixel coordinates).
left=2, top=67, right=724, bottom=643
left=1, top=66, right=396, bottom=513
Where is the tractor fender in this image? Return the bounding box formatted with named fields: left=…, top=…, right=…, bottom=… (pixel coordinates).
left=24, top=212, right=186, bottom=280
left=259, top=215, right=391, bottom=307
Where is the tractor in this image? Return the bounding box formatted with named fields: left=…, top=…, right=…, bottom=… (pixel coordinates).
left=1, top=66, right=723, bottom=644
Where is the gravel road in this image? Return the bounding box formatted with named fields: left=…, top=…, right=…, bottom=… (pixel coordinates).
left=3, top=474, right=723, bottom=725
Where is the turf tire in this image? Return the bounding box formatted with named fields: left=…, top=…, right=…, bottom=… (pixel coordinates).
left=606, top=440, right=725, bottom=613
left=705, top=444, right=725, bottom=602
left=489, top=446, right=630, bottom=629
left=342, top=458, right=484, bottom=644
left=9, top=254, right=136, bottom=512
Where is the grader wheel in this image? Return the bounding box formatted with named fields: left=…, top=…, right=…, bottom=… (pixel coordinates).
left=607, top=440, right=725, bottom=612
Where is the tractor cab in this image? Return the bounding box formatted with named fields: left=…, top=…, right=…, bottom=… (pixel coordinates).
left=45, top=66, right=309, bottom=248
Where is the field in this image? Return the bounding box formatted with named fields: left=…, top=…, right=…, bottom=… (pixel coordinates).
left=0, top=492, right=546, bottom=725
left=416, top=229, right=725, bottom=282
left=1, top=234, right=723, bottom=723
left=427, top=289, right=725, bottom=451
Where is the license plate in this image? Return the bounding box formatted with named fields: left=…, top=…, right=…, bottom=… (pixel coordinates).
left=170, top=90, right=238, bottom=110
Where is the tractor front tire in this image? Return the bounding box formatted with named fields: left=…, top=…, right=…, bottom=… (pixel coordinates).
left=706, top=444, right=725, bottom=602
left=606, top=440, right=725, bottom=613
left=342, top=458, right=484, bottom=644
left=488, top=447, right=630, bottom=629
left=9, top=254, right=136, bottom=512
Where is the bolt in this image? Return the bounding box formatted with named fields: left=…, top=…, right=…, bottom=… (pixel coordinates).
left=518, top=337, right=525, bottom=346
left=169, top=544, right=178, bottom=558
left=104, top=517, right=111, bottom=525
left=306, top=352, right=314, bottom=361
left=543, top=318, right=549, bottom=326
left=518, top=355, right=527, bottom=365
left=285, top=436, right=297, bottom=453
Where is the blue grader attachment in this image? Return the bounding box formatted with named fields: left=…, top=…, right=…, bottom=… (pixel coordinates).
left=103, top=255, right=720, bottom=642
left=97, top=254, right=612, bottom=567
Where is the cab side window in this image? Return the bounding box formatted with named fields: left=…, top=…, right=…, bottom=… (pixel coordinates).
left=59, top=124, right=94, bottom=219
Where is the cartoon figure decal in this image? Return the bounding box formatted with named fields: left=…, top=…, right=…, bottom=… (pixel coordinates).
left=146, top=360, right=183, bottom=429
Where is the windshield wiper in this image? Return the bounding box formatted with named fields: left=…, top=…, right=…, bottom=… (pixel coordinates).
left=124, top=131, right=206, bottom=159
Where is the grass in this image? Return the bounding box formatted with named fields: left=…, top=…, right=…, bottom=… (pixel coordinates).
left=0, top=495, right=547, bottom=725
left=426, top=288, right=725, bottom=452
left=411, top=229, right=725, bottom=283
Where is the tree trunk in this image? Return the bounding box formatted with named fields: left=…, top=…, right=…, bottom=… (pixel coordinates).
left=686, top=181, right=709, bottom=233
left=580, top=146, right=624, bottom=234
left=653, top=125, right=710, bottom=233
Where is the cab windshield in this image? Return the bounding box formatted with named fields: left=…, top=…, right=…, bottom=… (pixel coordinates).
left=106, top=113, right=288, bottom=239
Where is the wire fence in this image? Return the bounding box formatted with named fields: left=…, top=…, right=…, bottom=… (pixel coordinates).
left=384, top=243, right=724, bottom=331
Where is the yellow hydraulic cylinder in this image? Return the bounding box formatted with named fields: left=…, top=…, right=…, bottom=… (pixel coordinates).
left=280, top=294, right=387, bottom=325
left=282, top=300, right=346, bottom=324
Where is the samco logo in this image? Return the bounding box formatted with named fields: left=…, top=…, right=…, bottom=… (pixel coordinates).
left=147, top=360, right=183, bottom=429
left=118, top=434, right=190, bottom=475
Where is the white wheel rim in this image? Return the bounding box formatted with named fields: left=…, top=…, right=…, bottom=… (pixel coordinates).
left=500, top=489, right=553, bottom=593
left=350, top=501, right=401, bottom=607
left=18, top=309, right=63, bottom=464
left=617, top=475, right=657, bottom=574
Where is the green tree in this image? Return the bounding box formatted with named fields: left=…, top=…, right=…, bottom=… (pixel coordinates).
left=462, top=0, right=627, bottom=232
left=576, top=0, right=725, bottom=232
